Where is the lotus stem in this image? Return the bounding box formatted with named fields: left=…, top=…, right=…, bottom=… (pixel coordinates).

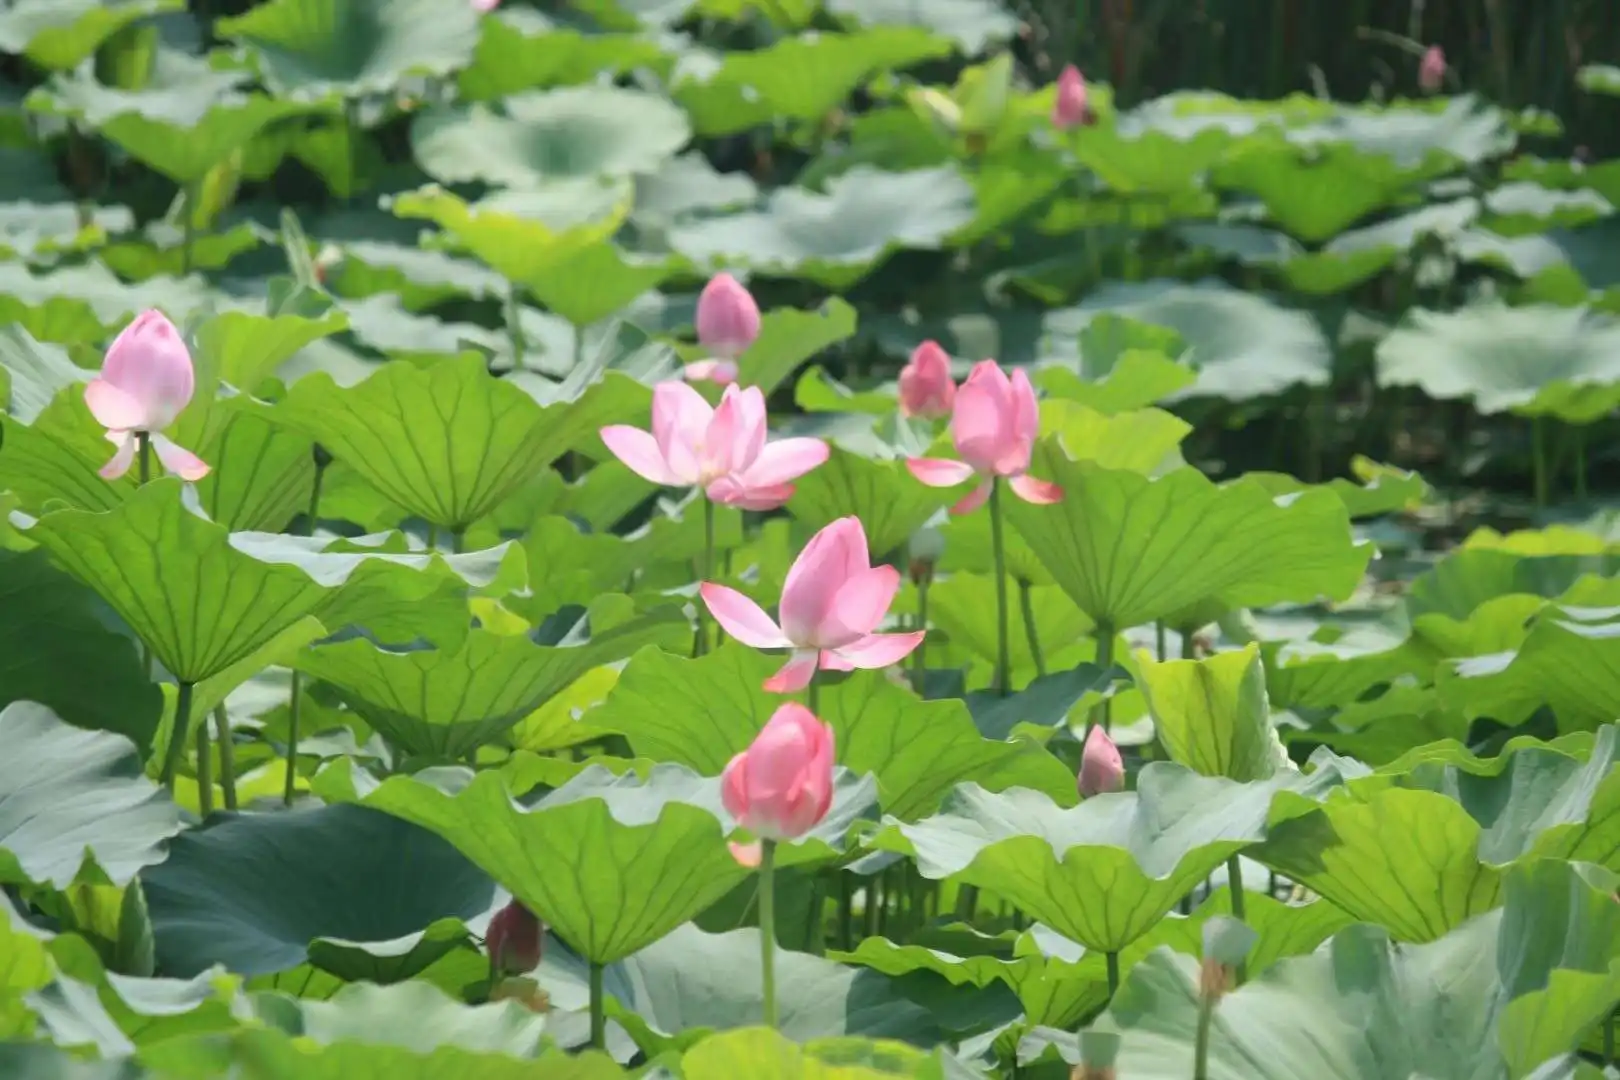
left=451, top=530, right=465, bottom=555
left=806, top=671, right=820, bottom=715
left=911, top=574, right=929, bottom=689
left=1017, top=579, right=1045, bottom=678
left=696, top=496, right=715, bottom=656
left=988, top=477, right=1012, bottom=696
left=504, top=280, right=526, bottom=370
left=955, top=883, right=978, bottom=922
left=1092, top=621, right=1116, bottom=733
left=1155, top=620, right=1167, bottom=661
left=212, top=705, right=236, bottom=810
left=758, top=839, right=779, bottom=1027
left=1605, top=1009, right=1614, bottom=1066
left=1576, top=427, right=1589, bottom=502
left=1532, top=415, right=1549, bottom=507
left=160, top=681, right=195, bottom=790
left=194, top=717, right=212, bottom=816
left=1105, top=950, right=1120, bottom=999
left=804, top=873, right=826, bottom=956
left=180, top=184, right=197, bottom=275
left=588, top=959, right=606, bottom=1049
left=1227, top=856, right=1248, bottom=985
left=426, top=524, right=438, bottom=551
left=284, top=449, right=327, bottom=807
left=838, top=873, right=853, bottom=950
left=1193, top=994, right=1214, bottom=1080
left=137, top=433, right=155, bottom=675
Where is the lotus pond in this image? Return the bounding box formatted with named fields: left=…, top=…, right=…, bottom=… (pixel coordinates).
left=6, top=1, right=1620, bottom=1078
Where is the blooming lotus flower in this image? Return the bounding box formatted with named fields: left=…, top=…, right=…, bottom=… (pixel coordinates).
left=695, top=273, right=761, bottom=360
left=722, top=702, right=835, bottom=865
left=1051, top=64, right=1089, bottom=129
left=702, top=515, right=925, bottom=692
left=683, top=358, right=739, bottom=386
left=1419, top=46, right=1445, bottom=93
left=85, top=309, right=209, bottom=482
left=898, top=340, right=955, bottom=419
left=486, top=898, right=543, bottom=974
left=1078, top=725, right=1124, bottom=797
left=906, top=359, right=1062, bottom=513
left=600, top=381, right=827, bottom=510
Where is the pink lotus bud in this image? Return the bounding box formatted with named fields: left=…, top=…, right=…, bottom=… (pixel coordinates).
left=898, top=340, right=956, bottom=419
left=695, top=273, right=761, bottom=361
left=84, top=310, right=209, bottom=483
left=683, top=358, right=739, bottom=386
left=471, top=0, right=500, bottom=11
left=1051, top=65, right=1089, bottom=130
left=486, top=898, right=543, bottom=974
left=1419, top=46, right=1445, bottom=93
left=721, top=704, right=835, bottom=857
left=1078, top=725, right=1124, bottom=797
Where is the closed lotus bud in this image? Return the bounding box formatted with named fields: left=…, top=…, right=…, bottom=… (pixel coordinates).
left=1078, top=725, right=1124, bottom=797
left=486, top=899, right=544, bottom=975
left=898, top=340, right=956, bottom=419
left=695, top=273, right=761, bottom=360
left=1419, top=45, right=1445, bottom=93
left=1051, top=65, right=1089, bottom=130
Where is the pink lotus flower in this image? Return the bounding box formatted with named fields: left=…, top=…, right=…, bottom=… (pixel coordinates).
left=84, top=310, right=209, bottom=482
left=486, top=898, right=543, bottom=974
left=1419, top=46, right=1445, bottom=92
left=683, top=359, right=739, bottom=386
left=1052, top=65, right=1089, bottom=129
left=695, top=273, right=761, bottom=360
left=702, top=516, right=925, bottom=693
left=1078, top=725, right=1124, bottom=797
left=906, top=360, right=1062, bottom=514
left=600, top=381, right=827, bottom=510
left=722, top=702, right=835, bottom=865
left=898, top=340, right=955, bottom=419
left=471, top=0, right=500, bottom=11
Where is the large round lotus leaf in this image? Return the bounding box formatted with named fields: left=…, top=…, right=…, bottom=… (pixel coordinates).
left=536, top=922, right=940, bottom=1055
left=667, top=165, right=976, bottom=291
left=1375, top=303, right=1620, bottom=423
left=1483, top=183, right=1613, bottom=238
left=12, top=480, right=330, bottom=686
left=294, top=610, right=686, bottom=760
left=731, top=299, right=859, bottom=396
left=824, top=0, right=1015, bottom=53
left=0, top=0, right=182, bottom=71
left=270, top=356, right=641, bottom=532
left=785, top=449, right=952, bottom=559
left=1289, top=94, right=1515, bottom=172
left=1027, top=859, right=1620, bottom=1080
left=672, top=28, right=952, bottom=137
left=1004, top=455, right=1370, bottom=630
left=1136, top=643, right=1278, bottom=784
left=457, top=9, right=668, bottom=102
left=214, top=0, right=483, bottom=101
left=328, top=764, right=751, bottom=965
left=1437, top=608, right=1620, bottom=730
left=1211, top=140, right=1408, bottom=242
left=187, top=399, right=317, bottom=533
left=0, top=702, right=180, bottom=889
left=872, top=761, right=1352, bottom=953
left=141, top=803, right=493, bottom=979
left=252, top=980, right=548, bottom=1056
left=0, top=550, right=162, bottom=755
left=590, top=645, right=1076, bottom=818
left=1042, top=280, right=1332, bottom=402
left=411, top=88, right=691, bottom=188
left=1074, top=127, right=1238, bottom=197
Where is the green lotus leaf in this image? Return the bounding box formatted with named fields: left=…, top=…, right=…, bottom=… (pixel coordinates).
left=390, top=184, right=630, bottom=291
left=931, top=576, right=1096, bottom=692
left=1039, top=401, right=1191, bottom=471
left=331, top=764, right=752, bottom=965
left=591, top=644, right=1077, bottom=818
left=1245, top=457, right=1429, bottom=518
left=0, top=0, right=182, bottom=72
left=296, top=608, right=686, bottom=760
left=0, top=702, right=180, bottom=889
left=1032, top=859, right=1620, bottom=1080
left=458, top=8, right=667, bottom=102
left=668, top=166, right=975, bottom=291
left=1484, top=182, right=1613, bottom=238
left=1075, top=126, right=1238, bottom=197
left=1407, top=545, right=1620, bottom=622
left=522, top=245, right=675, bottom=330
left=1210, top=140, right=1408, bottom=241
left=871, top=762, right=1350, bottom=953
left=1006, top=455, right=1370, bottom=630
left=1035, top=353, right=1196, bottom=415
left=1136, top=643, right=1278, bottom=783
left=731, top=298, right=858, bottom=397
left=412, top=87, right=690, bottom=189
left=672, top=28, right=952, bottom=136
left=793, top=367, right=897, bottom=416
left=1044, top=280, right=1332, bottom=401
left=635, top=152, right=760, bottom=228
left=12, top=479, right=330, bottom=685
left=214, top=0, right=483, bottom=101
left=194, top=307, right=349, bottom=397
left=684, top=1028, right=945, bottom=1079
left=1436, top=608, right=1620, bottom=730
left=182, top=1027, right=628, bottom=1079
left=0, top=550, right=162, bottom=755
left=537, top=923, right=940, bottom=1055
left=329, top=241, right=505, bottom=310
left=26, top=55, right=317, bottom=184
left=0, top=324, right=87, bottom=424
left=1376, top=303, right=1620, bottom=423
left=189, top=399, right=317, bottom=533
left=0, top=408, right=131, bottom=515
left=142, top=803, right=492, bottom=979
left=271, top=355, right=636, bottom=532
left=786, top=448, right=951, bottom=558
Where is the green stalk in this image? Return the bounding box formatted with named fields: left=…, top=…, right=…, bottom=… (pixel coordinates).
left=1092, top=621, right=1116, bottom=733
left=504, top=280, right=526, bottom=370
left=697, top=496, right=715, bottom=656
left=838, top=872, right=853, bottom=950
left=194, top=716, right=212, bottom=816
left=137, top=432, right=155, bottom=678
left=807, top=673, right=820, bottom=715
left=1575, top=426, right=1589, bottom=502
left=588, top=960, right=606, bottom=1049
left=1193, top=995, right=1215, bottom=1080
left=1105, top=950, right=1120, bottom=999
left=212, top=705, right=236, bottom=810
left=159, top=681, right=195, bottom=790
left=911, top=574, right=929, bottom=689
left=451, top=530, right=465, bottom=555
left=758, top=839, right=779, bottom=1027
left=803, top=874, right=826, bottom=956
left=284, top=451, right=327, bottom=807
left=865, top=874, right=881, bottom=938
left=955, top=884, right=978, bottom=922
left=1605, top=1008, right=1614, bottom=1067
left=988, top=478, right=1011, bottom=696
left=1532, top=415, right=1550, bottom=507
left=426, top=524, right=438, bottom=551
left=1227, top=855, right=1248, bottom=985
left=180, top=184, right=197, bottom=276
left=1017, top=578, right=1045, bottom=678
left=1155, top=620, right=1167, bottom=661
